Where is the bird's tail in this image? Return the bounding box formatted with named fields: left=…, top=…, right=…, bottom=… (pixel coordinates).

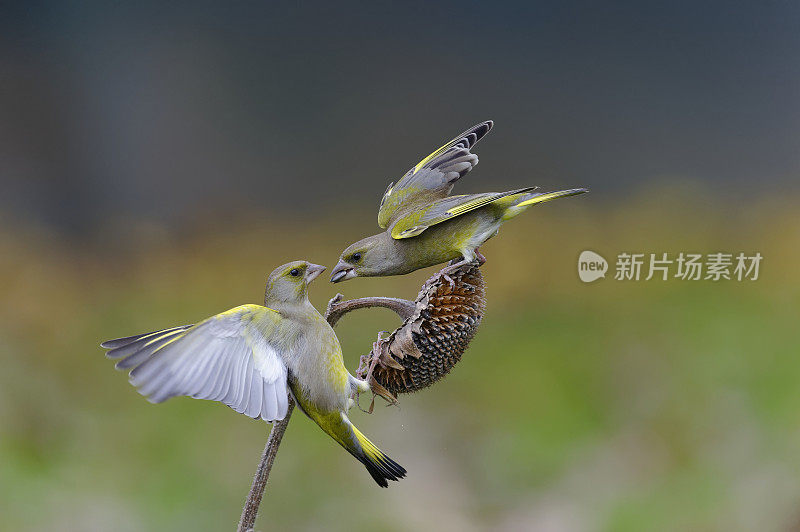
left=501, top=187, right=588, bottom=220
left=299, top=399, right=407, bottom=487
left=348, top=421, right=407, bottom=488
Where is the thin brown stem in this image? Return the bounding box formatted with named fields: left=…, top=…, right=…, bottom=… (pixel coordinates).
left=237, top=398, right=295, bottom=532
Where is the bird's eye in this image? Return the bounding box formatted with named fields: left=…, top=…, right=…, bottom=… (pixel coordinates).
left=352, top=252, right=362, bottom=262
left=290, top=268, right=300, bottom=277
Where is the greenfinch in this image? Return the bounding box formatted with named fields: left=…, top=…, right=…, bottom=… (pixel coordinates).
left=330, top=121, right=587, bottom=282
left=101, top=261, right=405, bottom=487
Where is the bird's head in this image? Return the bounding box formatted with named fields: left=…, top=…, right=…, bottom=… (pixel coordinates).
left=330, top=233, right=392, bottom=283
left=265, top=260, right=326, bottom=305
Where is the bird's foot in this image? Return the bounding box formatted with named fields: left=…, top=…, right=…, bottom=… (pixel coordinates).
left=353, top=391, right=375, bottom=414
left=364, top=331, right=387, bottom=384
left=357, top=376, right=397, bottom=413
left=475, top=249, right=487, bottom=265
left=355, top=330, right=386, bottom=381
left=436, top=257, right=477, bottom=290
left=353, top=331, right=398, bottom=412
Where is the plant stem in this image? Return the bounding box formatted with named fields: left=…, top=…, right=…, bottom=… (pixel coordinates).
left=237, top=398, right=295, bottom=532
left=325, top=294, right=416, bottom=326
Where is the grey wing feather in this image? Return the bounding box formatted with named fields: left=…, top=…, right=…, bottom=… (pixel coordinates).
left=101, top=325, right=192, bottom=351
left=102, top=306, right=290, bottom=422
left=378, top=120, right=493, bottom=228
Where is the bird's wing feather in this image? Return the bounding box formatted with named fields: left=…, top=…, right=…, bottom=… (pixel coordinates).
left=390, top=187, right=536, bottom=239
left=102, top=304, right=290, bottom=422
left=378, top=121, right=493, bottom=229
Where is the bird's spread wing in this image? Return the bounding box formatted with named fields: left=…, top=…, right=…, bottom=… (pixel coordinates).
left=390, top=187, right=536, bottom=239
left=377, top=121, right=493, bottom=229
left=102, top=304, right=290, bottom=422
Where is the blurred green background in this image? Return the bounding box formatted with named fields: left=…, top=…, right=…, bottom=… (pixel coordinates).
left=2, top=2, right=800, bottom=531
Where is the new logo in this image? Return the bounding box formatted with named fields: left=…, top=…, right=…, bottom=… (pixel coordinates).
left=578, top=250, right=608, bottom=282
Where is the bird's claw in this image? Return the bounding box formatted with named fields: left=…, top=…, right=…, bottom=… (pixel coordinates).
left=365, top=334, right=384, bottom=384
left=438, top=260, right=468, bottom=290
left=353, top=331, right=399, bottom=413
left=353, top=390, right=375, bottom=414
left=353, top=375, right=396, bottom=413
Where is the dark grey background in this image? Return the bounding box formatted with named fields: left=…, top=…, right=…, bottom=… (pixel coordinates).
left=2, top=1, right=798, bottom=234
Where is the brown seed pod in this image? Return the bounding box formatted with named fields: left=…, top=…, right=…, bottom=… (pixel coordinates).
left=326, top=264, right=485, bottom=403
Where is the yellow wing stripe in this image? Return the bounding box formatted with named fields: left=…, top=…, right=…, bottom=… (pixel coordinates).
left=413, top=139, right=457, bottom=174
left=152, top=332, right=188, bottom=354
left=132, top=325, right=188, bottom=344
left=142, top=328, right=188, bottom=348
left=444, top=195, right=503, bottom=216
left=141, top=304, right=279, bottom=353
left=411, top=121, right=491, bottom=174
left=216, top=303, right=277, bottom=318
left=515, top=188, right=589, bottom=208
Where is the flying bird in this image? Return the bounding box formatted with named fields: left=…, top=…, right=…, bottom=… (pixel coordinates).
left=330, top=121, right=587, bottom=283
left=101, top=261, right=405, bottom=487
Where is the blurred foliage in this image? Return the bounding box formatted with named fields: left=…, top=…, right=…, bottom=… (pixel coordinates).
left=0, top=187, right=798, bottom=531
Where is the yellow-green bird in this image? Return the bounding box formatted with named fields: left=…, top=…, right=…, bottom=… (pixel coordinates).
left=101, top=261, right=405, bottom=487
left=330, top=121, right=588, bottom=283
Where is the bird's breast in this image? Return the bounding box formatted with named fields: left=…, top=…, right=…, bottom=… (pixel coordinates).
left=286, top=322, right=350, bottom=412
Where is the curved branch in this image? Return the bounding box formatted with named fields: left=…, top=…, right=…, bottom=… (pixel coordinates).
left=325, top=294, right=416, bottom=326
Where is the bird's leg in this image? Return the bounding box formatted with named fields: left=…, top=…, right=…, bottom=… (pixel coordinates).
left=363, top=331, right=387, bottom=387
left=353, top=331, right=391, bottom=414
left=354, top=393, right=376, bottom=415
left=439, top=249, right=486, bottom=287
left=352, top=376, right=373, bottom=414
left=367, top=339, right=400, bottom=408
left=365, top=336, right=383, bottom=382
left=436, top=256, right=476, bottom=289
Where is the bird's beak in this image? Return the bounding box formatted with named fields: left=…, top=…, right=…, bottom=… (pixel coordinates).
left=305, top=263, right=326, bottom=283
left=330, top=261, right=356, bottom=283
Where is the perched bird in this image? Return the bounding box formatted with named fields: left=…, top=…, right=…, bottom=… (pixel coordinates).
left=101, top=261, right=406, bottom=487
left=330, top=121, right=587, bottom=283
